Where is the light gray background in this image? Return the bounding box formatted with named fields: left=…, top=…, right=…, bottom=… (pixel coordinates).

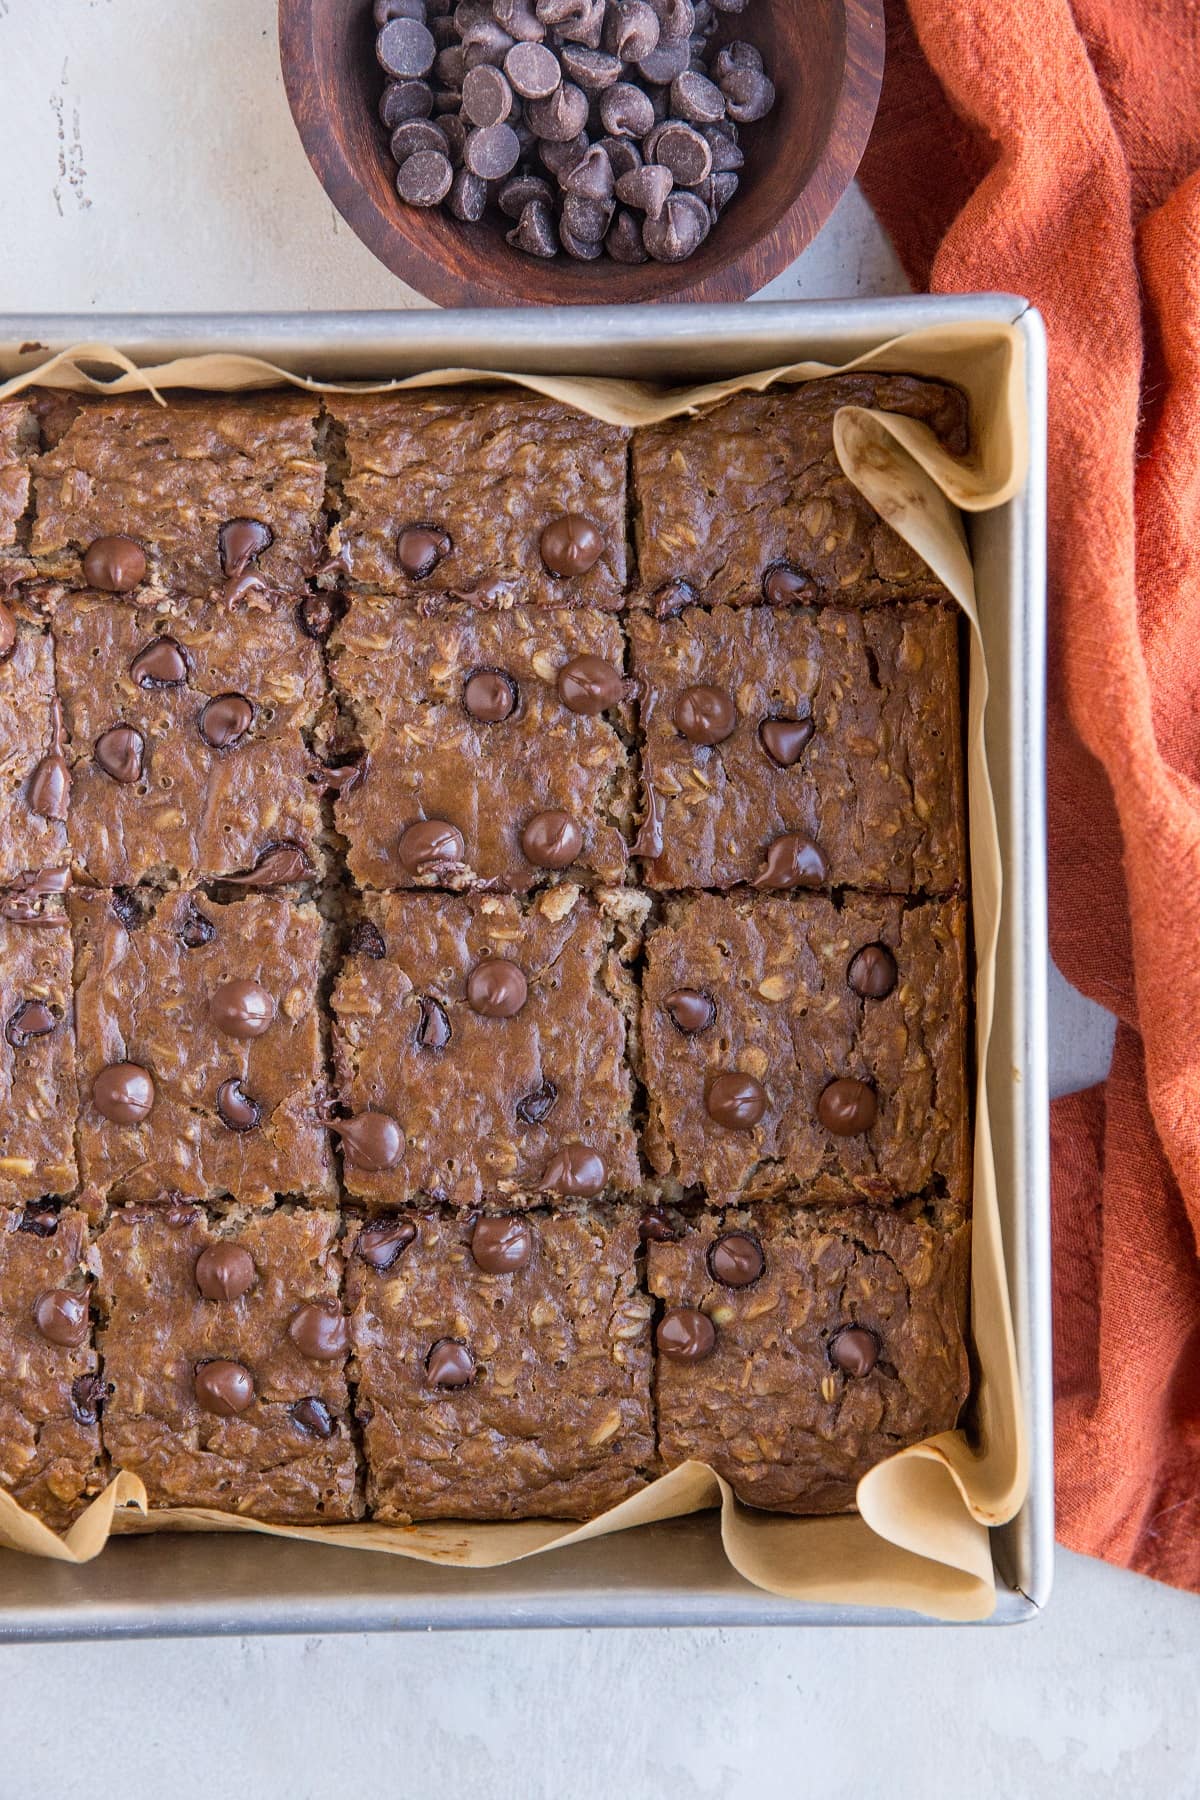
left=1, top=3, right=1194, bottom=1794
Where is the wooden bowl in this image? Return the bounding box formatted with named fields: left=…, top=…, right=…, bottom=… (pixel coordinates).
left=278, top=0, right=884, bottom=306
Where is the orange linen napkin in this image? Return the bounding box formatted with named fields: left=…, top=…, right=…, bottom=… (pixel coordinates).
left=859, top=0, right=1200, bottom=1591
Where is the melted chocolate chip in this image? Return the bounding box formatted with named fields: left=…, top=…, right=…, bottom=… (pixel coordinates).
left=817, top=1078, right=877, bottom=1137
left=753, top=834, right=827, bottom=891
left=18, top=1200, right=60, bottom=1237
left=296, top=593, right=335, bottom=640
left=663, top=988, right=715, bottom=1034
left=520, top=809, right=582, bottom=869
left=27, top=699, right=70, bottom=822
left=829, top=1325, right=880, bottom=1377
left=93, top=1062, right=155, bottom=1124
left=705, top=1071, right=767, bottom=1130
left=651, top=579, right=698, bottom=618
left=222, top=842, right=313, bottom=888
left=93, top=725, right=145, bottom=784
left=0, top=866, right=72, bottom=924
left=516, top=1078, right=558, bottom=1125
left=334, top=1111, right=403, bottom=1171
left=426, top=1337, right=476, bottom=1387
left=674, top=685, right=736, bottom=746
left=216, top=1077, right=262, bottom=1132
left=539, top=1141, right=606, bottom=1197
left=33, top=1288, right=89, bottom=1348
left=219, top=518, right=273, bottom=578
left=466, top=957, right=528, bottom=1018
left=131, top=636, right=189, bottom=688
left=347, top=920, right=386, bottom=959
left=656, top=1307, right=716, bottom=1362
left=199, top=693, right=255, bottom=749
left=70, top=1372, right=109, bottom=1427
left=5, top=999, right=57, bottom=1047
left=847, top=944, right=898, bottom=1000
left=707, top=1232, right=765, bottom=1289
left=758, top=717, right=814, bottom=768
left=210, top=978, right=275, bottom=1039
left=638, top=1205, right=679, bottom=1244
left=357, top=1216, right=417, bottom=1270
left=463, top=668, right=518, bottom=723
left=629, top=776, right=664, bottom=860
left=539, top=514, right=604, bottom=577
left=194, top=1359, right=255, bottom=1416
left=762, top=563, right=810, bottom=605
left=556, top=654, right=625, bottom=714
left=178, top=904, right=216, bottom=948
left=397, top=524, right=452, bottom=578
left=194, top=1242, right=257, bottom=1302
left=82, top=535, right=147, bottom=593
left=470, top=1215, right=533, bottom=1274
left=416, top=994, right=452, bottom=1049
left=397, top=818, right=465, bottom=878
left=288, top=1301, right=350, bottom=1360
left=291, top=1396, right=335, bottom=1438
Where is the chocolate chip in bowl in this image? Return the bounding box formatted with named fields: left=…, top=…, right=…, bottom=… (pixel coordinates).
left=279, top=0, right=884, bottom=302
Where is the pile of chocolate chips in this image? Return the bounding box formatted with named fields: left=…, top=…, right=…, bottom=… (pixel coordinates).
left=374, top=0, right=776, bottom=264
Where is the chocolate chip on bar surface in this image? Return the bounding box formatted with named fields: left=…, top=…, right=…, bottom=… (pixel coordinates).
left=374, top=1, right=777, bottom=262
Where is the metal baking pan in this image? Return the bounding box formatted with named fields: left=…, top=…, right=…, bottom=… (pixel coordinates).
left=0, top=298, right=1050, bottom=1637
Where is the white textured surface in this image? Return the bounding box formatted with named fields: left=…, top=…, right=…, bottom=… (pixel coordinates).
left=1, top=4, right=1194, bottom=1792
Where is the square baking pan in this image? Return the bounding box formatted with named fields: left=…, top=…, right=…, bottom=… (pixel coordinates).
left=0, top=297, right=1050, bottom=1637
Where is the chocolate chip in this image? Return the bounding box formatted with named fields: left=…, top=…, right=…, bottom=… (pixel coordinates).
left=194, top=1359, right=255, bottom=1416
left=6, top=999, right=57, bottom=1047
left=462, top=15, right=516, bottom=69
left=707, top=1231, right=764, bottom=1288
left=376, top=0, right=427, bottom=25
left=463, top=667, right=518, bottom=722
left=439, top=115, right=469, bottom=168
left=648, top=120, right=710, bottom=185
left=498, top=171, right=555, bottom=216
left=638, top=1205, right=679, bottom=1243
left=33, top=1288, right=88, bottom=1348
left=599, top=135, right=644, bottom=177
left=380, top=77, right=436, bottom=125
left=556, top=653, right=624, bottom=713
left=753, top=834, right=826, bottom=890
left=292, top=1396, right=336, bottom=1438
left=378, top=14, right=437, bottom=75
left=397, top=817, right=465, bottom=877
left=433, top=43, right=466, bottom=85
left=615, top=162, right=673, bottom=218
left=131, top=636, right=189, bottom=688
left=758, top=717, right=814, bottom=768
left=649, top=0, right=694, bottom=36
left=462, top=62, right=513, bottom=123
left=520, top=809, right=582, bottom=868
left=216, top=1077, right=262, bottom=1133
left=18, top=1200, right=60, bottom=1237
left=673, top=684, right=735, bottom=745
left=396, top=147, right=455, bottom=203
left=527, top=80, right=589, bottom=140
left=210, top=978, right=275, bottom=1039
left=606, top=0, right=660, bottom=61
left=701, top=121, right=743, bottom=173
left=199, top=693, right=254, bottom=750
left=471, top=1215, right=533, bottom=1273
left=507, top=197, right=559, bottom=255
left=397, top=524, right=452, bottom=578
left=663, top=987, right=715, bottom=1034
left=81, top=535, right=146, bottom=593
left=297, top=593, right=336, bottom=640
left=495, top=0, right=545, bottom=40
left=467, top=957, right=528, bottom=1017
left=463, top=120, right=521, bottom=177
left=829, top=1325, right=880, bottom=1378
left=504, top=39, right=560, bottom=97
left=559, top=220, right=604, bottom=259
left=178, top=904, right=216, bottom=948
left=606, top=207, right=649, bottom=261
left=705, top=1071, right=766, bottom=1129
left=539, top=1140, right=605, bottom=1196
left=563, top=148, right=616, bottom=206
left=335, top=1111, right=403, bottom=1171
left=656, top=1307, right=715, bottom=1361
left=391, top=118, right=451, bottom=162
left=426, top=1337, right=476, bottom=1386
left=600, top=80, right=655, bottom=137
left=218, top=518, right=273, bottom=578
left=712, top=40, right=761, bottom=80
left=93, top=725, right=145, bottom=785
left=848, top=944, right=898, bottom=1001
left=540, top=513, right=604, bottom=576
left=642, top=188, right=709, bottom=259
left=416, top=994, right=452, bottom=1049
left=347, top=920, right=386, bottom=959
left=93, top=1062, right=154, bottom=1125
left=720, top=63, right=774, bottom=124
left=289, top=1301, right=350, bottom=1361
left=762, top=563, right=809, bottom=604
left=538, top=130, right=589, bottom=176
left=70, top=1372, right=109, bottom=1427
left=670, top=67, right=724, bottom=121
left=516, top=1078, right=558, bottom=1124
left=561, top=44, right=622, bottom=89
left=194, top=1243, right=257, bottom=1302
left=538, top=0, right=605, bottom=45
left=222, top=842, right=313, bottom=888
left=358, top=1216, right=417, bottom=1270
left=27, top=699, right=70, bottom=822
left=636, top=36, right=690, bottom=83
left=817, top=1078, right=878, bottom=1137
left=561, top=193, right=614, bottom=240
left=448, top=167, right=487, bottom=219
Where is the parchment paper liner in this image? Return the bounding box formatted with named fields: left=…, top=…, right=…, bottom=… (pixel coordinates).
left=0, top=322, right=1028, bottom=1622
